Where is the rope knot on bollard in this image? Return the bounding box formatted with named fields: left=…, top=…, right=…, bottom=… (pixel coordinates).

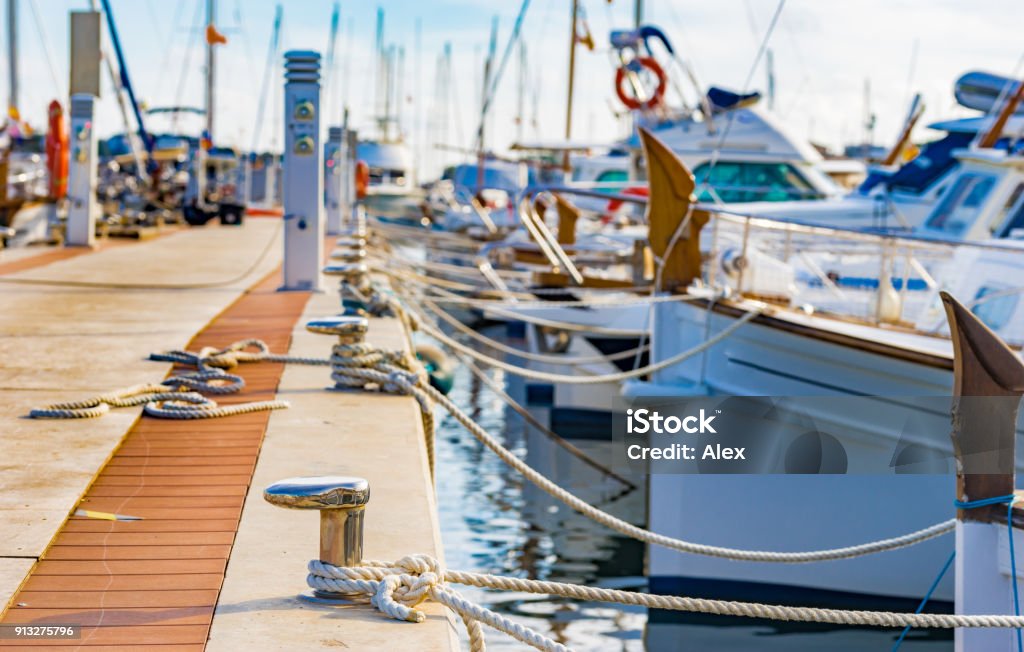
left=305, top=555, right=568, bottom=652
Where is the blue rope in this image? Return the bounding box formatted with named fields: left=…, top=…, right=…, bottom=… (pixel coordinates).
left=953, top=494, right=1022, bottom=652
left=891, top=550, right=955, bottom=651
left=895, top=494, right=1022, bottom=651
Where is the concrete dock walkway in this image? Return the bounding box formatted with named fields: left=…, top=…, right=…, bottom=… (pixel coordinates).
left=0, top=223, right=454, bottom=650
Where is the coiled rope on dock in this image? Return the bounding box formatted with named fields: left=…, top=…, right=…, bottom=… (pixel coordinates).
left=29, top=339, right=292, bottom=419
left=303, top=553, right=1024, bottom=652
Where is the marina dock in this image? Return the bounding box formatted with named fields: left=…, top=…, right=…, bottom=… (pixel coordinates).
left=0, top=222, right=455, bottom=650
left=5, top=1, right=1024, bottom=649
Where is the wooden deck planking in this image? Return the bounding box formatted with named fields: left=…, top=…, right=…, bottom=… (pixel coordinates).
left=0, top=267, right=311, bottom=648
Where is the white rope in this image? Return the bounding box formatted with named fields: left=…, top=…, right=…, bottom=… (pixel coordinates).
left=407, top=298, right=762, bottom=385
left=325, top=359, right=955, bottom=562
left=423, top=289, right=699, bottom=310
left=418, top=296, right=650, bottom=367
left=305, top=553, right=1024, bottom=652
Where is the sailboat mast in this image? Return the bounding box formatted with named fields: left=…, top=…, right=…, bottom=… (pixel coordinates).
left=634, top=0, right=643, bottom=27
left=205, top=0, right=216, bottom=140
left=7, top=0, right=16, bottom=115
left=563, top=0, right=579, bottom=170
left=516, top=40, right=526, bottom=143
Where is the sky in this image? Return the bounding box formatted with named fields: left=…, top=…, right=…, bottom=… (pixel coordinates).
left=7, top=0, right=1024, bottom=180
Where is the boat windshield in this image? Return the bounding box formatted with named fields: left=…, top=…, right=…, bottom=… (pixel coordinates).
left=451, top=163, right=529, bottom=193
left=922, top=172, right=997, bottom=237
left=693, top=160, right=823, bottom=202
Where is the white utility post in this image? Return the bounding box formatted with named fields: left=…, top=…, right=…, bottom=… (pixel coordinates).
left=325, top=126, right=343, bottom=235
left=281, top=50, right=324, bottom=291
left=941, top=292, right=1024, bottom=652
left=66, top=94, right=98, bottom=247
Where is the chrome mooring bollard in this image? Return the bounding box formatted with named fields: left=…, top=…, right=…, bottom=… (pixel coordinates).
left=264, top=476, right=370, bottom=603
left=305, top=315, right=369, bottom=343
left=305, top=315, right=370, bottom=391
left=323, top=263, right=371, bottom=313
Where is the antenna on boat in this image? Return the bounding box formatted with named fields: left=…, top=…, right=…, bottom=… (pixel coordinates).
left=862, top=78, right=876, bottom=154
left=977, top=75, right=1024, bottom=150
left=564, top=0, right=580, bottom=173
left=476, top=15, right=498, bottom=191
left=6, top=0, right=16, bottom=118
left=204, top=0, right=216, bottom=140
left=881, top=92, right=924, bottom=166
left=323, top=2, right=340, bottom=129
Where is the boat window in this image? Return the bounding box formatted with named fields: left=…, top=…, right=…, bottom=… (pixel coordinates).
left=992, top=182, right=1024, bottom=236
left=596, top=169, right=629, bottom=184
left=692, top=161, right=820, bottom=203
left=923, top=173, right=996, bottom=236
left=589, top=169, right=630, bottom=194
left=971, top=285, right=1019, bottom=332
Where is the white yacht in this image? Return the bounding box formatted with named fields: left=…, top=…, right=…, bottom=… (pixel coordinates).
left=621, top=126, right=1024, bottom=608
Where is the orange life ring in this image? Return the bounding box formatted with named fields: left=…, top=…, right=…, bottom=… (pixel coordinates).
left=355, top=160, right=370, bottom=200
left=614, top=57, right=667, bottom=111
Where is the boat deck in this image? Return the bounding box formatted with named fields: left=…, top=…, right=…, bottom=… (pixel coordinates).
left=0, top=223, right=455, bottom=650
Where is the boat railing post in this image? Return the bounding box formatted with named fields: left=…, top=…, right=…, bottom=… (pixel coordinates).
left=66, top=93, right=98, bottom=247
left=325, top=126, right=343, bottom=235
left=736, top=216, right=751, bottom=296
left=942, top=292, right=1024, bottom=652
left=344, top=129, right=360, bottom=233
left=281, top=50, right=324, bottom=292
left=265, top=154, right=277, bottom=206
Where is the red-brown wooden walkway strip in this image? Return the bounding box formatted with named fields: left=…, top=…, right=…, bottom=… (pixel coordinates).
left=0, top=267, right=311, bottom=650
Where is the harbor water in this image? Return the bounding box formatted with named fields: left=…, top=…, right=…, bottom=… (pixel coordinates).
left=433, top=323, right=954, bottom=651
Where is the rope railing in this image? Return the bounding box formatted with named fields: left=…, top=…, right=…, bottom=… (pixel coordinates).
left=404, top=296, right=761, bottom=385
left=306, top=552, right=1024, bottom=652
left=419, top=295, right=650, bottom=367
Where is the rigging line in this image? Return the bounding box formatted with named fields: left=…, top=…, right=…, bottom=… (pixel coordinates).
left=475, top=0, right=532, bottom=151
left=151, top=0, right=188, bottom=102
left=26, top=0, right=63, bottom=101
left=899, top=38, right=920, bottom=125
left=250, top=4, right=283, bottom=155
left=145, top=0, right=170, bottom=45
left=698, top=0, right=786, bottom=203
left=629, top=1, right=786, bottom=373
left=323, top=2, right=340, bottom=124
left=171, top=0, right=206, bottom=133
left=450, top=350, right=637, bottom=491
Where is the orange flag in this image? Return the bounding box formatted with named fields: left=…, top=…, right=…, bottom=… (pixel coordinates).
left=206, top=24, right=228, bottom=46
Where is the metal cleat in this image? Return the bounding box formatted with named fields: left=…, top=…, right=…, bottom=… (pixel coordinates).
left=329, top=248, right=366, bottom=262
left=305, top=315, right=368, bottom=344
left=334, top=236, right=367, bottom=249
